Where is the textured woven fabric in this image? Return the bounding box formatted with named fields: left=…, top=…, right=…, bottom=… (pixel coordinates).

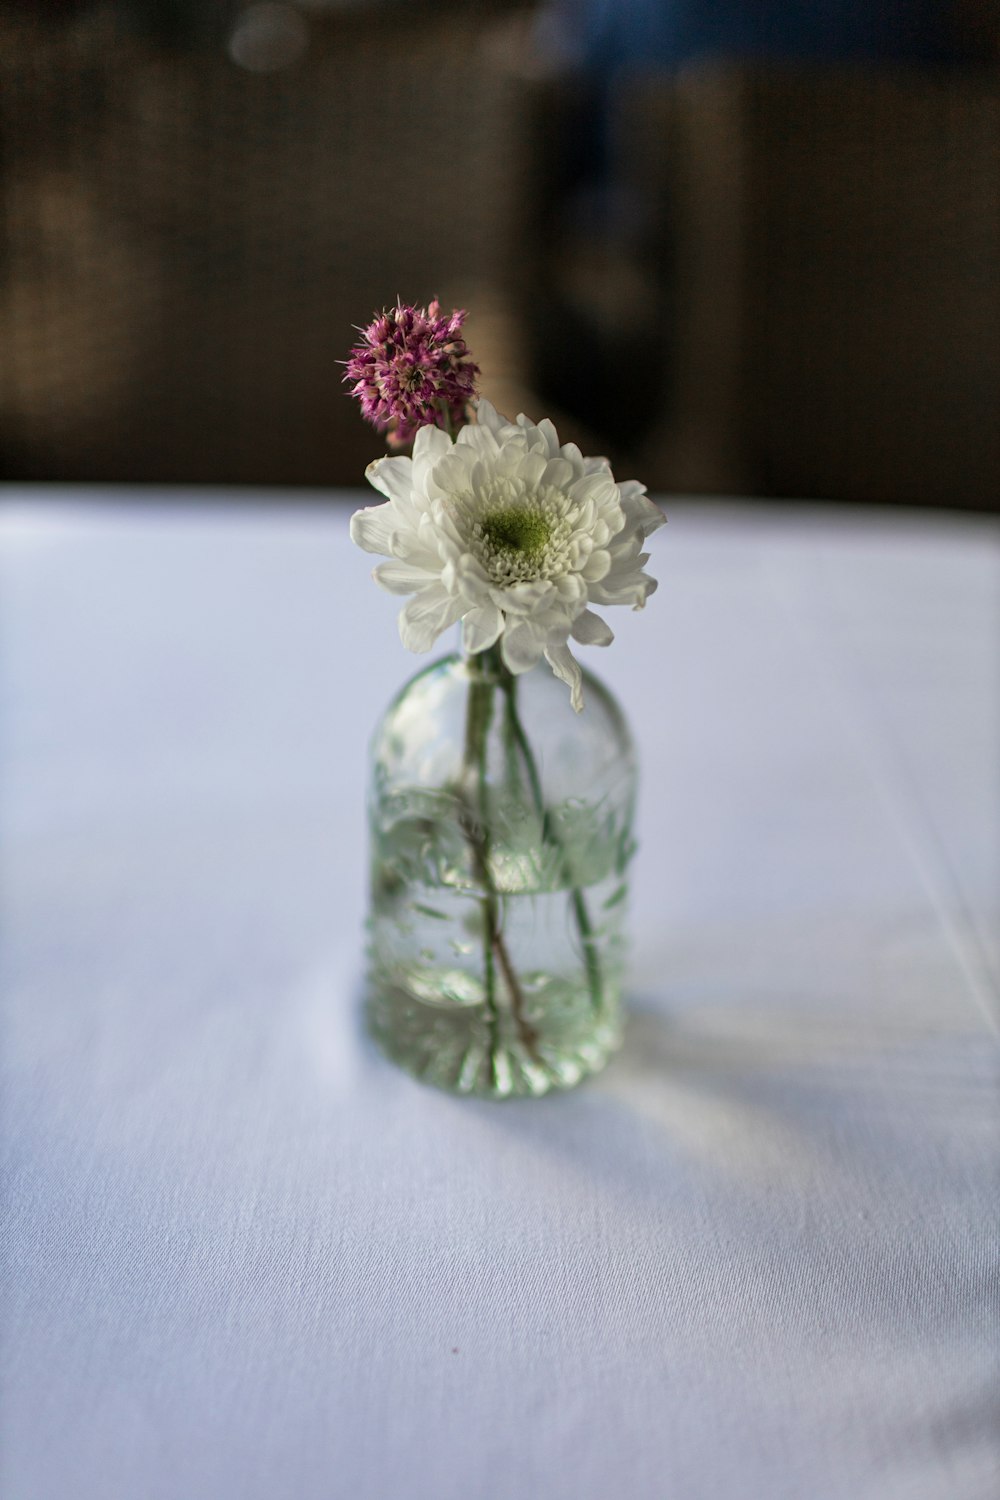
left=1, top=497, right=998, bottom=1500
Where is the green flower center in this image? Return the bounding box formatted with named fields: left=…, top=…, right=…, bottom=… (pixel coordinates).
left=480, top=508, right=551, bottom=561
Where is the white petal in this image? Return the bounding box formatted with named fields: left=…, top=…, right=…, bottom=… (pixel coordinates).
left=473, top=398, right=507, bottom=435
left=428, top=448, right=476, bottom=498
left=515, top=449, right=549, bottom=489
left=553, top=572, right=587, bottom=605
left=588, top=558, right=656, bottom=606
left=392, top=527, right=441, bottom=568
left=581, top=452, right=611, bottom=474
left=350, top=502, right=396, bottom=556
left=411, top=424, right=453, bottom=465
left=366, top=454, right=413, bottom=506
left=411, top=426, right=454, bottom=494
left=532, top=417, right=561, bottom=457
left=454, top=552, right=492, bottom=595
left=398, top=587, right=463, bottom=653
left=462, top=605, right=503, bottom=654
left=541, top=456, right=576, bottom=490
left=373, top=559, right=438, bottom=596
left=500, top=619, right=545, bottom=673
left=544, top=643, right=584, bottom=713
left=496, top=578, right=553, bottom=615
left=456, top=420, right=502, bottom=459
left=569, top=471, right=618, bottom=510
left=570, top=608, right=614, bottom=647
left=588, top=570, right=643, bottom=605
left=581, top=548, right=611, bottom=582
left=619, top=481, right=666, bottom=535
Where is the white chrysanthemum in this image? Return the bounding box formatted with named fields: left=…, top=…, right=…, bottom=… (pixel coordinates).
left=350, top=400, right=665, bottom=711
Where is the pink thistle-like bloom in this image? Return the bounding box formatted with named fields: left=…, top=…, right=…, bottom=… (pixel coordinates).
left=344, top=300, right=479, bottom=446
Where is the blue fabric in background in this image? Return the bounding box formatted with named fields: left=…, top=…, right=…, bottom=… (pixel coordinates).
left=557, top=0, right=970, bottom=74
left=538, top=1, right=972, bottom=183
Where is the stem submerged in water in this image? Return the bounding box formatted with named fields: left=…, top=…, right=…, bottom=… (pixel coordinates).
left=460, top=641, right=606, bottom=1078
left=499, top=669, right=604, bottom=1016
left=461, top=656, right=539, bottom=1066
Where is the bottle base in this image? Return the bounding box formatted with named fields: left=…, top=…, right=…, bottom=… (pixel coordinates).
left=365, top=976, right=623, bottom=1099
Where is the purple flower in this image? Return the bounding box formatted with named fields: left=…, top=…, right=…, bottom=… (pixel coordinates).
left=344, top=300, right=479, bottom=446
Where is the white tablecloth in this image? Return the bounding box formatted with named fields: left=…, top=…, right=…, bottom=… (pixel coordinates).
left=1, top=493, right=998, bottom=1500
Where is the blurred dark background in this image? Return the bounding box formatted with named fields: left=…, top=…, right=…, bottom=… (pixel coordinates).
left=1, top=0, right=997, bottom=506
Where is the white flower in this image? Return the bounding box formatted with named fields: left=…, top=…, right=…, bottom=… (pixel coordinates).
left=349, top=400, right=665, bottom=711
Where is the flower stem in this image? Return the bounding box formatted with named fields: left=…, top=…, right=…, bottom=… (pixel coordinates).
left=461, top=657, right=538, bottom=1068
left=500, top=670, right=605, bottom=1017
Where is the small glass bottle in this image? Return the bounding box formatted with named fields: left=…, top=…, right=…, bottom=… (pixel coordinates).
left=363, top=648, right=637, bottom=1098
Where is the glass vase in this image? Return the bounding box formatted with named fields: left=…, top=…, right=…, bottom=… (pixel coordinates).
left=362, top=648, right=637, bottom=1098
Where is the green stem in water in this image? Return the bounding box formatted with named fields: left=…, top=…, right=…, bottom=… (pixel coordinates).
left=501, top=669, right=605, bottom=1017
left=461, top=656, right=538, bottom=1066
left=462, top=673, right=499, bottom=1081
